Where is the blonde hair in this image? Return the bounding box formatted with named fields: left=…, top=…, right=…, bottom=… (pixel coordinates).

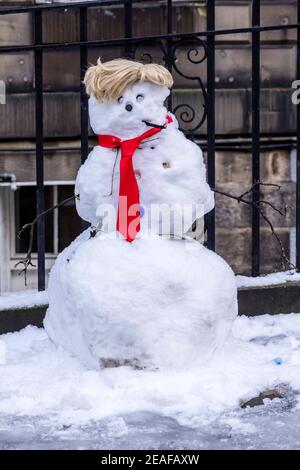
left=84, top=58, right=173, bottom=102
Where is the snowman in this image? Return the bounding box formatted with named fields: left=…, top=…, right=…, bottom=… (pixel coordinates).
left=44, top=58, right=238, bottom=371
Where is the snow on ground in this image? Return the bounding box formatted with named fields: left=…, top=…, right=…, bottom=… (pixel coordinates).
left=236, top=270, right=300, bottom=288
left=1, top=313, right=300, bottom=449
left=0, top=290, right=48, bottom=310
left=1, top=276, right=300, bottom=448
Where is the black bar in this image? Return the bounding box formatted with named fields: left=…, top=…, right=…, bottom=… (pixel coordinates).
left=297, top=0, right=300, bottom=270
left=0, top=0, right=128, bottom=15
left=79, top=6, right=90, bottom=232
left=251, top=0, right=261, bottom=277
left=0, top=138, right=296, bottom=154
left=206, top=0, right=215, bottom=251
left=1, top=23, right=300, bottom=55
left=80, top=6, right=89, bottom=164
left=124, top=0, right=133, bottom=57
left=34, top=10, right=45, bottom=291
left=166, top=0, right=173, bottom=110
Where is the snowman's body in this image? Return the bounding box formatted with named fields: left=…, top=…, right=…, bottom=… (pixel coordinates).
left=44, top=64, right=237, bottom=371
left=45, top=234, right=237, bottom=370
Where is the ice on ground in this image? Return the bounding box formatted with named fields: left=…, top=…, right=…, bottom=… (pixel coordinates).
left=1, top=313, right=300, bottom=434
left=1, top=402, right=299, bottom=450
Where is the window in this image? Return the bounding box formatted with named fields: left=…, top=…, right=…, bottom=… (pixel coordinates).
left=14, top=185, right=81, bottom=255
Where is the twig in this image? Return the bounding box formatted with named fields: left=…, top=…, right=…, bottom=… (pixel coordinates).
left=259, top=208, right=292, bottom=271
left=237, top=181, right=281, bottom=203
left=212, top=181, right=294, bottom=271
left=15, top=194, right=80, bottom=285
left=258, top=199, right=287, bottom=216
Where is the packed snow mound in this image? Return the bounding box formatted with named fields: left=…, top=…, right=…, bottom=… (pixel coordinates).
left=44, top=231, right=237, bottom=370
left=75, top=82, right=214, bottom=233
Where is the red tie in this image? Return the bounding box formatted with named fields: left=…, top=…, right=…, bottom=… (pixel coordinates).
left=98, top=115, right=173, bottom=242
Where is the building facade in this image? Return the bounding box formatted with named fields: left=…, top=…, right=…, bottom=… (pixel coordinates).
left=0, top=0, right=298, bottom=291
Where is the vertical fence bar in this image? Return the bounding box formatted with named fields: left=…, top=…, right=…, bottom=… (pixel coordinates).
left=80, top=6, right=89, bottom=164
left=297, top=1, right=300, bottom=270
left=206, top=0, right=215, bottom=251
left=124, top=0, right=133, bottom=57
left=251, top=0, right=261, bottom=276
left=79, top=6, right=90, bottom=232
left=34, top=9, right=45, bottom=291
left=166, top=0, right=173, bottom=110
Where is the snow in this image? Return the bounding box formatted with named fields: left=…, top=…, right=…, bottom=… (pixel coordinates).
left=2, top=58, right=298, bottom=448
left=1, top=313, right=300, bottom=449
left=44, top=231, right=237, bottom=370
left=0, top=270, right=298, bottom=313
left=76, top=82, right=214, bottom=234
left=0, top=289, right=48, bottom=311
left=0, top=269, right=299, bottom=313
left=236, top=270, right=300, bottom=288
left=0, top=268, right=298, bottom=317
left=46, top=68, right=233, bottom=373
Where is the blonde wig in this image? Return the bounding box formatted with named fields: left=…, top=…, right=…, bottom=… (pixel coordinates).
left=84, top=58, right=174, bottom=102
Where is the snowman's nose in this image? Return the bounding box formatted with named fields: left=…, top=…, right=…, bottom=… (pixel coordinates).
left=125, top=103, right=133, bottom=112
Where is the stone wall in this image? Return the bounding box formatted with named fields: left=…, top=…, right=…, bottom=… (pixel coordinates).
left=214, top=149, right=295, bottom=274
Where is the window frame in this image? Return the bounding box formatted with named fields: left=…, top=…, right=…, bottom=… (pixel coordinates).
left=11, top=181, right=75, bottom=259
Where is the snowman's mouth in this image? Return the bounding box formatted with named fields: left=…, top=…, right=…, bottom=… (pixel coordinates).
left=142, top=119, right=166, bottom=130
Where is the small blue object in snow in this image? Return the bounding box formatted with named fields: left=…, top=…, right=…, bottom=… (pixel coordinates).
left=140, top=206, right=145, bottom=218
left=273, top=357, right=283, bottom=365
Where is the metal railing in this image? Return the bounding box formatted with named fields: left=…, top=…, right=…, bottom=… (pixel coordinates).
left=0, top=0, right=299, bottom=289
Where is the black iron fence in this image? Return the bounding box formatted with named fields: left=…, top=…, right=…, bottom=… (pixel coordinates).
left=0, top=0, right=299, bottom=290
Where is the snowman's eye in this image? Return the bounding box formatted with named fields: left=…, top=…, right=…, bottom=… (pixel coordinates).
left=117, top=96, right=124, bottom=104
left=136, top=94, right=144, bottom=103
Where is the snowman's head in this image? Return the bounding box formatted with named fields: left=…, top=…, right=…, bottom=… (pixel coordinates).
left=84, top=58, right=173, bottom=139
